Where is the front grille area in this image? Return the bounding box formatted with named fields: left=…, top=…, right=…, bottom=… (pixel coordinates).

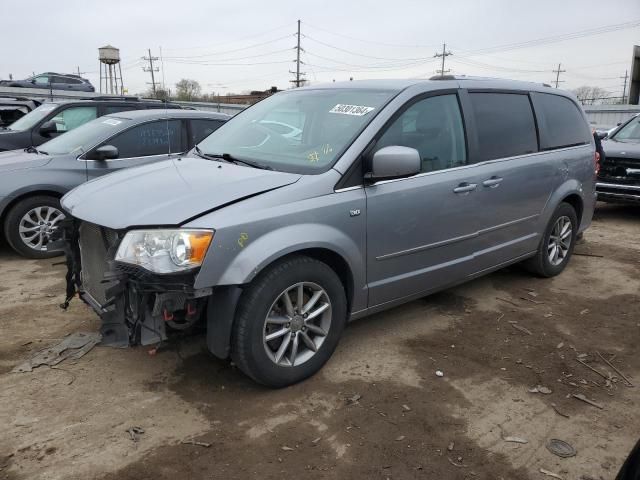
left=599, top=157, right=640, bottom=186
left=78, top=222, right=120, bottom=306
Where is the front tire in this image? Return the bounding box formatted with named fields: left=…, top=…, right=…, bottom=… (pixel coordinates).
left=524, top=202, right=578, bottom=277
left=231, top=255, right=347, bottom=388
left=4, top=196, right=65, bottom=259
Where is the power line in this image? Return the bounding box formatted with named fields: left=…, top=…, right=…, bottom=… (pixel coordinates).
left=621, top=70, right=629, bottom=103
left=142, top=49, right=159, bottom=96
left=290, top=20, right=306, bottom=88
left=303, top=34, right=427, bottom=61
left=162, top=35, right=293, bottom=60
left=434, top=43, right=452, bottom=77
left=552, top=63, right=566, bottom=88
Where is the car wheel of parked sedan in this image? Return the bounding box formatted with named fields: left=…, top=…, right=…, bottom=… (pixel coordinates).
left=231, top=255, right=347, bottom=388
left=524, top=202, right=578, bottom=278
left=4, top=195, right=65, bottom=259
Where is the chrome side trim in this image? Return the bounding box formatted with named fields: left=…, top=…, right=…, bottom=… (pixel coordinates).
left=596, top=182, right=640, bottom=191
left=334, top=185, right=364, bottom=193
left=369, top=144, right=590, bottom=187
left=376, top=214, right=539, bottom=261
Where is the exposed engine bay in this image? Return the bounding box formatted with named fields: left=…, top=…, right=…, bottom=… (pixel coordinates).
left=56, top=219, right=210, bottom=347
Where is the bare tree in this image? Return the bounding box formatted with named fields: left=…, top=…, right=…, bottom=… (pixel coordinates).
left=175, top=79, right=202, bottom=101
left=572, top=86, right=610, bottom=105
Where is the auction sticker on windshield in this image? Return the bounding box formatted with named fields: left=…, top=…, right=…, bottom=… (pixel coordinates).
left=329, top=104, right=375, bottom=116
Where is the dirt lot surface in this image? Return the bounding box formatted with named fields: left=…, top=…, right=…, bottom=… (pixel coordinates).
left=0, top=203, right=638, bottom=480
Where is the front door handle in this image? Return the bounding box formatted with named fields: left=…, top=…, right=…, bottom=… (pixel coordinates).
left=482, top=176, right=503, bottom=188
left=453, top=182, right=477, bottom=194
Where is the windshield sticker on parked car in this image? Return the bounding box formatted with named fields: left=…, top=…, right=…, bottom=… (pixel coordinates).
left=329, top=104, right=375, bottom=116
left=102, top=119, right=121, bottom=126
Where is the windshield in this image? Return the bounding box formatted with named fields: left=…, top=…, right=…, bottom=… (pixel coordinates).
left=197, top=88, right=396, bottom=173
left=7, top=103, right=59, bottom=131
left=612, top=115, right=640, bottom=143
left=39, top=116, right=130, bottom=155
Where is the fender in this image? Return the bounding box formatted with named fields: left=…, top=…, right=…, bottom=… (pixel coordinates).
left=195, top=222, right=366, bottom=308
left=539, top=177, right=590, bottom=233
left=0, top=184, right=68, bottom=217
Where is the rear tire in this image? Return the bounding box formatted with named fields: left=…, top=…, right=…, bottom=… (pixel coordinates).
left=524, top=202, right=578, bottom=277
left=231, top=255, right=347, bottom=388
left=4, top=195, right=65, bottom=259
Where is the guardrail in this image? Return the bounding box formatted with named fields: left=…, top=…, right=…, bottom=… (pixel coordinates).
left=0, top=86, right=248, bottom=116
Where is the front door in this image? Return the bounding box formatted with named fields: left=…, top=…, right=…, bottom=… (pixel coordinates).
left=84, top=119, right=185, bottom=180
left=365, top=92, right=482, bottom=307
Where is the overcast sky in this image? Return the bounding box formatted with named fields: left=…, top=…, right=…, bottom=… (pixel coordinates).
left=2, top=0, right=639, bottom=96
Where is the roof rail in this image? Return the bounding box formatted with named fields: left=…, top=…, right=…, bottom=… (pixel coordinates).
left=90, top=95, right=144, bottom=101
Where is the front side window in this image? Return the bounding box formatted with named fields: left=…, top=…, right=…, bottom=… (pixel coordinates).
left=104, top=120, right=182, bottom=158
left=39, top=116, right=131, bottom=155
left=197, top=88, right=396, bottom=173
left=50, top=106, right=97, bottom=132
left=374, top=94, right=467, bottom=172
left=612, top=115, right=640, bottom=143
left=470, top=93, right=538, bottom=162
left=34, top=75, right=49, bottom=85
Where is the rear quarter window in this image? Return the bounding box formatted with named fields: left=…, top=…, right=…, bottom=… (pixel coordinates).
left=469, top=92, right=538, bottom=162
left=532, top=93, right=591, bottom=150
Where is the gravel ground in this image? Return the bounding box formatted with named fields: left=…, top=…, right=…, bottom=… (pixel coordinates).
left=0, top=203, right=638, bottom=480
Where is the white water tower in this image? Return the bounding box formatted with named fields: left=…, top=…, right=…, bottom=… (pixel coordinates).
left=99, top=45, right=124, bottom=95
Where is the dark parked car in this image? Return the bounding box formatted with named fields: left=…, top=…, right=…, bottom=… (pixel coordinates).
left=0, top=97, right=183, bottom=152
left=0, top=96, right=41, bottom=127
left=0, top=109, right=229, bottom=258
left=0, top=72, right=95, bottom=92
left=597, top=113, right=640, bottom=204
left=59, top=77, right=596, bottom=387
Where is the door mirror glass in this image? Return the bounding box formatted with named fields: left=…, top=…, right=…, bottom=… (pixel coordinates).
left=94, top=145, right=119, bottom=160
left=39, top=120, right=57, bottom=136
left=366, top=146, right=420, bottom=181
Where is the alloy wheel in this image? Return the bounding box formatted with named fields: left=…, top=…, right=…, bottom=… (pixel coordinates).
left=263, top=282, right=332, bottom=367
left=18, top=206, right=65, bottom=252
left=547, top=215, right=572, bottom=266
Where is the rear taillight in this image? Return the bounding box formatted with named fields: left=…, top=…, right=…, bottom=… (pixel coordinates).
left=595, top=151, right=600, bottom=175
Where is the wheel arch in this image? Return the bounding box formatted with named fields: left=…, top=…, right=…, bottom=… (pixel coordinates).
left=0, top=187, right=66, bottom=236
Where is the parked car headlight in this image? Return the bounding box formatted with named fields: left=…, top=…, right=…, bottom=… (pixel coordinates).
left=115, top=229, right=214, bottom=274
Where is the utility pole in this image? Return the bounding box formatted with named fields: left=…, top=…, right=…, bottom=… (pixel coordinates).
left=289, top=20, right=306, bottom=88
left=552, top=63, right=565, bottom=88
left=621, top=70, right=629, bottom=104
left=142, top=49, right=160, bottom=97
left=434, top=43, right=452, bottom=77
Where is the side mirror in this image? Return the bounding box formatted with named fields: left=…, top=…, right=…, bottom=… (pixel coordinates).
left=365, top=146, right=421, bottom=182
left=596, top=131, right=608, bottom=140
left=39, top=120, right=57, bottom=137
left=94, top=145, right=119, bottom=160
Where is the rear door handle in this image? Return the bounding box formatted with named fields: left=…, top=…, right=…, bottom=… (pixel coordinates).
left=453, top=182, right=477, bottom=194
left=482, top=176, right=503, bottom=188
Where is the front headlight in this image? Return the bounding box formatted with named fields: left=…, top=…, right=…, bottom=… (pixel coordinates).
left=115, top=229, right=214, bottom=274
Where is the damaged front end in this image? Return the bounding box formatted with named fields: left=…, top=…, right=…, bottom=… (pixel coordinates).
left=56, top=219, right=212, bottom=347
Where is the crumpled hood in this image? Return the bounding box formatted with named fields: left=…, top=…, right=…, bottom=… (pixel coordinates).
left=0, top=149, right=51, bottom=172
left=62, top=156, right=301, bottom=229
left=602, top=139, right=640, bottom=160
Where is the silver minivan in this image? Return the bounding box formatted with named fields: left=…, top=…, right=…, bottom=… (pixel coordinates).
left=59, top=77, right=597, bottom=387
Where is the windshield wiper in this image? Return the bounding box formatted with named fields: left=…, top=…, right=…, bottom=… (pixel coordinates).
left=24, top=146, right=48, bottom=155
left=194, top=148, right=273, bottom=170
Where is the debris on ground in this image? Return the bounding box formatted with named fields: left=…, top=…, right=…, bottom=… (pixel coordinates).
left=510, top=322, right=533, bottom=335
left=281, top=445, right=294, bottom=451
left=181, top=440, right=211, bottom=448
left=503, top=436, right=528, bottom=444
left=447, top=442, right=455, bottom=451
left=435, top=370, right=444, bottom=377
left=126, top=426, right=145, bottom=443
left=597, top=351, right=634, bottom=387
left=447, top=457, right=466, bottom=468
left=402, top=404, right=411, bottom=412
left=395, top=435, right=405, bottom=442
left=551, top=403, right=570, bottom=419
left=346, top=393, right=361, bottom=405
left=546, top=439, right=577, bottom=458
left=12, top=332, right=101, bottom=373
left=572, top=393, right=604, bottom=410
left=528, top=385, right=552, bottom=395
left=540, top=467, right=564, bottom=479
